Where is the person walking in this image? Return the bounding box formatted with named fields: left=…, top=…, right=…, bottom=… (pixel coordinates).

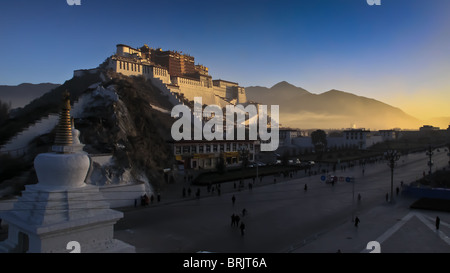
left=232, top=195, right=236, bottom=205
left=231, top=214, right=236, bottom=227
left=396, top=187, right=400, bottom=196
left=354, top=216, right=360, bottom=227
left=304, top=184, right=308, bottom=191
left=436, top=216, right=441, bottom=230
left=240, top=222, right=246, bottom=236
left=385, top=193, right=389, bottom=202
left=235, top=215, right=240, bottom=227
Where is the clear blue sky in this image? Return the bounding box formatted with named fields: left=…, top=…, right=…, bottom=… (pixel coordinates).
left=0, top=0, right=449, bottom=119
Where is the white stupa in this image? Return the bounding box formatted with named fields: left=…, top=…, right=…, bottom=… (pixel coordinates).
left=0, top=91, right=135, bottom=253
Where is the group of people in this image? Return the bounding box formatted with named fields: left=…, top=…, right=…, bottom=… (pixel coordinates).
left=181, top=187, right=204, bottom=199
left=207, top=183, right=221, bottom=195
left=137, top=193, right=160, bottom=207
left=230, top=194, right=247, bottom=235
left=231, top=212, right=246, bottom=236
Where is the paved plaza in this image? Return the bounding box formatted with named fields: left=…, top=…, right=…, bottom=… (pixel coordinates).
left=112, top=149, right=450, bottom=253
left=1, top=149, right=449, bottom=254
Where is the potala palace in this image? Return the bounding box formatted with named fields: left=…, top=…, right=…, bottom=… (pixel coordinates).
left=81, top=44, right=249, bottom=108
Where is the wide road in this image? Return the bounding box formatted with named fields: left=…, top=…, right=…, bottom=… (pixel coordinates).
left=114, top=148, right=449, bottom=253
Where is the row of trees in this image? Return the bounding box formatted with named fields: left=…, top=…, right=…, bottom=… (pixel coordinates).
left=311, top=129, right=327, bottom=153
left=0, top=99, right=11, bottom=125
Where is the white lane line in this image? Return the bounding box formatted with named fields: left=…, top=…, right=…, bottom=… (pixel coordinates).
left=360, top=212, right=414, bottom=253
left=415, top=213, right=450, bottom=246
left=361, top=211, right=450, bottom=252
left=422, top=214, right=450, bottom=229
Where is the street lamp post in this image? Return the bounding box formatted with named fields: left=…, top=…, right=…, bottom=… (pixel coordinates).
left=384, top=150, right=400, bottom=203
left=426, top=145, right=433, bottom=175
left=256, top=154, right=259, bottom=181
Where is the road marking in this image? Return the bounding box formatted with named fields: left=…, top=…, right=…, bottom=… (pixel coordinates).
left=361, top=211, right=450, bottom=252
left=415, top=213, right=450, bottom=246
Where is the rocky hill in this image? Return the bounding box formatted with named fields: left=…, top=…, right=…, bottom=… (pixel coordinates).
left=0, top=70, right=177, bottom=196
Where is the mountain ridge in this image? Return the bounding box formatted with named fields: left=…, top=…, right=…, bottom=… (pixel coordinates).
left=0, top=83, right=61, bottom=109
left=245, top=81, right=423, bottom=130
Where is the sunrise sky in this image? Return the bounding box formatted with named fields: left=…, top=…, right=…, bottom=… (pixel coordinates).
left=0, top=0, right=449, bottom=125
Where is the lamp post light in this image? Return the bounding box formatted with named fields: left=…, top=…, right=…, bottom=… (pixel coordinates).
left=255, top=152, right=259, bottom=182
left=426, top=145, right=434, bottom=175
left=384, top=149, right=400, bottom=203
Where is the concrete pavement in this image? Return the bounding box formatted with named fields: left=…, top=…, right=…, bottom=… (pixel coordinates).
left=115, top=149, right=450, bottom=253
left=1, top=149, right=449, bottom=253
left=290, top=195, right=450, bottom=253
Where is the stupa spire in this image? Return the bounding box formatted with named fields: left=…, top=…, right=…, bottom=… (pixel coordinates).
left=52, top=91, right=74, bottom=153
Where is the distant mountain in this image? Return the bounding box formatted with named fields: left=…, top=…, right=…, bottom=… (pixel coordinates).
left=246, top=81, right=310, bottom=106
left=0, top=83, right=60, bottom=109
left=246, top=82, right=422, bottom=130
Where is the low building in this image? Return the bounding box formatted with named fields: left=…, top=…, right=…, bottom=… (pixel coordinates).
left=279, top=128, right=302, bottom=147
left=420, top=125, right=440, bottom=132
left=379, top=129, right=400, bottom=141
left=172, top=140, right=259, bottom=170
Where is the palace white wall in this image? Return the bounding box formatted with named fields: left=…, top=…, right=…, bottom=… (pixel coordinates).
left=105, top=53, right=248, bottom=108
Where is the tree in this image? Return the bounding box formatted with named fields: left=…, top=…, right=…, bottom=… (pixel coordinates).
left=281, top=150, right=290, bottom=166
left=311, top=129, right=327, bottom=153
left=0, top=99, right=11, bottom=125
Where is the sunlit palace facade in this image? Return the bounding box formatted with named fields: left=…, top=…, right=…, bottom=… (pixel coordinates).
left=104, top=44, right=248, bottom=107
